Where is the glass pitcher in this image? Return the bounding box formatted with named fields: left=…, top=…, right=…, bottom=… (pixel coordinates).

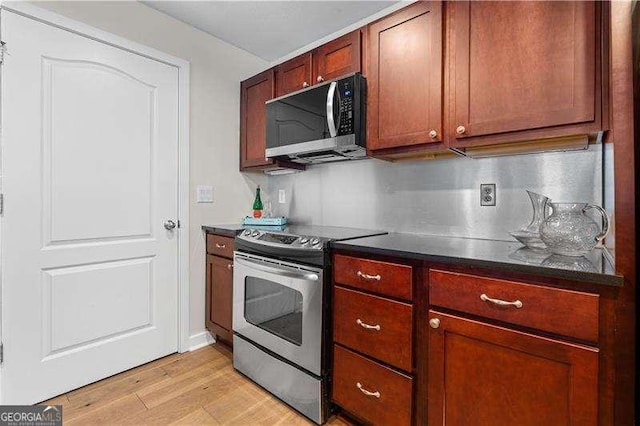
left=539, top=203, right=609, bottom=256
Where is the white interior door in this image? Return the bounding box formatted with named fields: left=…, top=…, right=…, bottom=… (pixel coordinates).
left=0, top=10, right=179, bottom=404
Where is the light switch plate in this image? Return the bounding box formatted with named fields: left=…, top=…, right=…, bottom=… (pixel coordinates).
left=197, top=185, right=214, bottom=203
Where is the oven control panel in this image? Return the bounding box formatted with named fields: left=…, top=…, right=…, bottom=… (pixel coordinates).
left=237, top=229, right=328, bottom=250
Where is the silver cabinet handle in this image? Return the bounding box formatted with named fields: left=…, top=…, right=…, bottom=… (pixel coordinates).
left=227, top=264, right=233, bottom=270
left=480, top=293, right=523, bottom=308
left=356, top=382, right=380, bottom=398
left=164, top=220, right=176, bottom=230
left=215, top=243, right=226, bottom=249
left=429, top=129, right=438, bottom=138
left=429, top=318, right=440, bottom=329
left=456, top=125, right=467, bottom=135
left=317, top=75, right=324, bottom=82
left=357, top=271, right=381, bottom=281
left=356, top=318, right=381, bottom=331
left=302, top=81, right=310, bottom=88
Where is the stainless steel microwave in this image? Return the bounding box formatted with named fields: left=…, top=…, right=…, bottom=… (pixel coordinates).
left=265, top=73, right=366, bottom=165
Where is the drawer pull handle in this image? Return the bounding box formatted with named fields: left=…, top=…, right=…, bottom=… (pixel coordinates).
left=356, top=318, right=381, bottom=331
left=215, top=243, right=226, bottom=249
left=357, top=271, right=381, bottom=281
left=480, top=293, right=523, bottom=308
left=356, top=382, right=380, bottom=398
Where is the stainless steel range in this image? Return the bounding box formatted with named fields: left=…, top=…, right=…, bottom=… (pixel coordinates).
left=232, top=225, right=385, bottom=424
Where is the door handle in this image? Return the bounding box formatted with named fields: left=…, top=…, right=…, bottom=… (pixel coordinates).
left=326, top=81, right=338, bottom=137
left=164, top=220, right=177, bottom=230
left=234, top=256, right=319, bottom=281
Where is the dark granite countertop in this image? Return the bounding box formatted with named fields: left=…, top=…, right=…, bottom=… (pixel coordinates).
left=331, top=233, right=623, bottom=287
left=201, top=224, right=244, bottom=238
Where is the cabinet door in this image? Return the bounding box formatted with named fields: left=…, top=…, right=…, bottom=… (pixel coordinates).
left=450, top=1, right=599, bottom=147
left=428, top=310, right=598, bottom=426
left=205, top=255, right=233, bottom=343
left=240, top=69, right=275, bottom=170
left=367, top=1, right=443, bottom=151
left=275, top=53, right=312, bottom=97
left=313, top=30, right=361, bottom=84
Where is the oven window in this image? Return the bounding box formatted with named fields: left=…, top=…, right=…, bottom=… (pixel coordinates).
left=244, top=277, right=303, bottom=346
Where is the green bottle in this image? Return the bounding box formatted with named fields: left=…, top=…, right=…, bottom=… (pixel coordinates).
left=252, top=186, right=263, bottom=218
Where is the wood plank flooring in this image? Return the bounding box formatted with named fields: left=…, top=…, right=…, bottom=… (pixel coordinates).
left=42, top=344, right=352, bottom=425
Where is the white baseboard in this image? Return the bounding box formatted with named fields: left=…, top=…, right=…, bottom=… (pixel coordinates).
left=187, top=331, right=216, bottom=351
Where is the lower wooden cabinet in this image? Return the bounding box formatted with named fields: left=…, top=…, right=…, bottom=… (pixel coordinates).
left=205, top=233, right=235, bottom=345
left=333, top=345, right=413, bottom=426
left=427, top=310, right=598, bottom=426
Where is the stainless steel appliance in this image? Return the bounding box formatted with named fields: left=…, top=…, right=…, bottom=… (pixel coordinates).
left=266, top=73, right=366, bottom=165
left=232, top=225, right=385, bottom=424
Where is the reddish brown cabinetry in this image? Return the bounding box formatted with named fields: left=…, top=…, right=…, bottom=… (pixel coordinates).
left=275, top=53, right=312, bottom=97
left=332, top=253, right=414, bottom=425
left=276, top=30, right=362, bottom=98
left=448, top=1, right=605, bottom=150
left=205, top=233, right=235, bottom=345
left=240, top=69, right=276, bottom=170
left=427, top=269, right=600, bottom=425
left=366, top=1, right=444, bottom=156
left=313, top=31, right=362, bottom=84
left=427, top=311, right=598, bottom=425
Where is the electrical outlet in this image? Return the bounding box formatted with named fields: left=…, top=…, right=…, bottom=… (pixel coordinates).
left=278, top=189, right=286, bottom=204
left=480, top=183, right=496, bottom=206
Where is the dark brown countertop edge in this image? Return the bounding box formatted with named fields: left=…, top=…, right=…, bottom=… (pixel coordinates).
left=330, top=241, right=624, bottom=288
left=201, top=225, right=243, bottom=238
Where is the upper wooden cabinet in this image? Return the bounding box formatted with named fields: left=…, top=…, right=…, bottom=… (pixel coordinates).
left=240, top=68, right=276, bottom=170
left=448, top=1, right=604, bottom=149
left=313, top=31, right=362, bottom=83
left=366, top=2, right=443, bottom=154
left=276, top=30, right=362, bottom=97
left=275, top=53, right=312, bottom=97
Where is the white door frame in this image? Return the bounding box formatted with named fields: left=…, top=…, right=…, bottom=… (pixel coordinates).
left=0, top=0, right=191, bottom=378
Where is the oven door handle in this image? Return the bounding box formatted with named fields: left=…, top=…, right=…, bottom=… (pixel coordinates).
left=234, top=257, right=320, bottom=281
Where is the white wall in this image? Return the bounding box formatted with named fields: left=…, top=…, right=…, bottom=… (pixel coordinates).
left=31, top=1, right=270, bottom=344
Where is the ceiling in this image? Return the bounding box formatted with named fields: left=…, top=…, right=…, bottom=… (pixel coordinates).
left=141, top=1, right=399, bottom=61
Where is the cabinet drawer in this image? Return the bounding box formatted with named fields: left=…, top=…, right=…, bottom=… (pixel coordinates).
left=334, top=286, right=412, bottom=371
left=206, top=234, right=235, bottom=258
left=333, top=254, right=412, bottom=300
left=333, top=345, right=412, bottom=426
left=429, top=270, right=599, bottom=343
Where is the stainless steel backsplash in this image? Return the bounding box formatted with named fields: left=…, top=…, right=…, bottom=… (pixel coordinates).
left=266, top=145, right=604, bottom=242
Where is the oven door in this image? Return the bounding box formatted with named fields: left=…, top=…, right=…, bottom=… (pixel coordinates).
left=232, top=251, right=324, bottom=376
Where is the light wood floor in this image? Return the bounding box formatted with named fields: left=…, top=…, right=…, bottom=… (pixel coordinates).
left=43, top=344, right=351, bottom=425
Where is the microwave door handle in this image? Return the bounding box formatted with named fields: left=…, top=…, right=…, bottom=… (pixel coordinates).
left=234, top=256, right=320, bottom=281
left=326, top=81, right=338, bottom=138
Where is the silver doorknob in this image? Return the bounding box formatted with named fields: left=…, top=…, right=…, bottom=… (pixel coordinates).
left=317, top=75, right=324, bottom=82
left=164, top=220, right=177, bottom=230
left=456, top=125, right=466, bottom=135
left=429, top=318, right=440, bottom=329
left=302, top=81, right=310, bottom=88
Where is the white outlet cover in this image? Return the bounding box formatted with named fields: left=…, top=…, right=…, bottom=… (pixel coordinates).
left=197, top=185, right=214, bottom=203
left=278, top=189, right=286, bottom=204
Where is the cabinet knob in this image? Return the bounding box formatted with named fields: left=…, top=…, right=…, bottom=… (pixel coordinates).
left=317, top=75, right=324, bottom=82
left=429, top=318, right=440, bottom=329
left=227, top=264, right=233, bottom=270
left=456, top=125, right=466, bottom=135
left=429, top=129, right=438, bottom=139
left=302, top=81, right=310, bottom=88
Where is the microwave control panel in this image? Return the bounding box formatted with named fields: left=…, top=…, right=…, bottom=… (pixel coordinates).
left=338, top=80, right=354, bottom=136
